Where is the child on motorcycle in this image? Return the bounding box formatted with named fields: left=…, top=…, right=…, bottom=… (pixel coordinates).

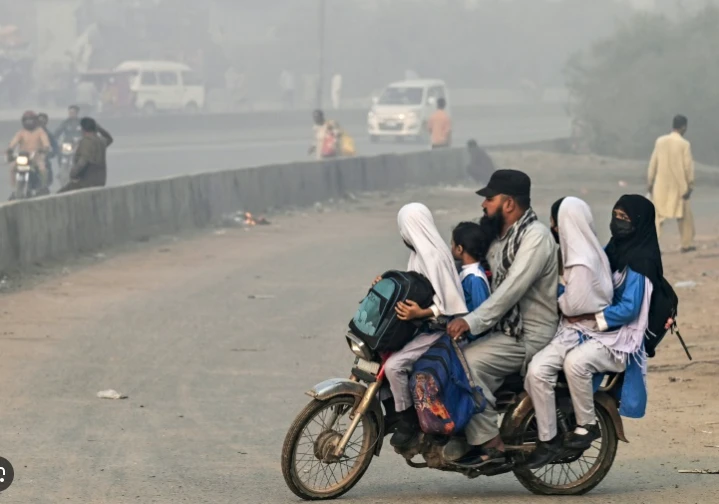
left=379, top=203, right=468, bottom=448
left=451, top=221, right=493, bottom=314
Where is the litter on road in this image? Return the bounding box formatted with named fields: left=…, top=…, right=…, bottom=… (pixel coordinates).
left=97, top=389, right=128, bottom=400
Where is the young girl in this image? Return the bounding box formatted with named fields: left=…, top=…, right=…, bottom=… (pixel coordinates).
left=381, top=203, right=468, bottom=448
left=451, top=221, right=492, bottom=315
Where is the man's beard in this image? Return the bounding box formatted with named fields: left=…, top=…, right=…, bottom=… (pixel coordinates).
left=479, top=209, right=504, bottom=242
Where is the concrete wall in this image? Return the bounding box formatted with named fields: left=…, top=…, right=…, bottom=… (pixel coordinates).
left=0, top=148, right=468, bottom=273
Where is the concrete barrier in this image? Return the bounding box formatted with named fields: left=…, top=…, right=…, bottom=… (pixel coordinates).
left=0, top=148, right=468, bottom=273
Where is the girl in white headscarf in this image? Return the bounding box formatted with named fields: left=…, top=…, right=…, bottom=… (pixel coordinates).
left=524, top=197, right=614, bottom=467
left=382, top=202, right=468, bottom=448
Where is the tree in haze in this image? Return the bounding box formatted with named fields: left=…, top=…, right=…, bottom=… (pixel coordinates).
left=566, top=5, right=719, bottom=164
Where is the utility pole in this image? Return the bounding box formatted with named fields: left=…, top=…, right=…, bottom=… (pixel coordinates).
left=316, top=0, right=326, bottom=110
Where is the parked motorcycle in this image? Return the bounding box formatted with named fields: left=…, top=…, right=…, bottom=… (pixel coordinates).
left=281, top=332, right=626, bottom=500
left=10, top=151, right=45, bottom=200
left=58, top=140, right=77, bottom=188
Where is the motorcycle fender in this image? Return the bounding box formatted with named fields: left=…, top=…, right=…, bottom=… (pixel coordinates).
left=306, top=378, right=385, bottom=456
left=500, top=392, right=532, bottom=438
left=595, top=391, right=628, bottom=443
left=500, top=392, right=628, bottom=444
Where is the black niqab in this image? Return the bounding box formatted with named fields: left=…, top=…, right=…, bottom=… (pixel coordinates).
left=605, top=194, right=663, bottom=286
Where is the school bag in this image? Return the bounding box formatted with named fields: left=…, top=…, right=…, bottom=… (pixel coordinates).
left=410, top=335, right=487, bottom=436
left=645, top=276, right=691, bottom=360
left=349, top=270, right=435, bottom=353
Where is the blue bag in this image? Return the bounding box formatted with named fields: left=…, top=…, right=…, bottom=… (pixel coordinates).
left=410, top=335, right=487, bottom=436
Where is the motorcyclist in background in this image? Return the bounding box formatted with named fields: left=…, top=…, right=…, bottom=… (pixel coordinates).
left=7, top=111, right=51, bottom=193
left=54, top=105, right=83, bottom=143
left=38, top=112, right=58, bottom=187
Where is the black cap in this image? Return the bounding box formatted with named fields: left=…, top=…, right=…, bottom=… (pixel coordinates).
left=476, top=169, right=531, bottom=198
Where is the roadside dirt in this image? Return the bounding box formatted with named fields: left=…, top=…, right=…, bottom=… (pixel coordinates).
left=0, top=151, right=717, bottom=503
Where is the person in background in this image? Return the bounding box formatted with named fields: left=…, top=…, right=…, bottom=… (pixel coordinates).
left=308, top=109, right=336, bottom=160
left=648, top=114, right=695, bottom=252
left=427, top=97, right=451, bottom=149
left=7, top=111, right=51, bottom=192
left=37, top=113, right=58, bottom=186
left=466, top=139, right=496, bottom=183
left=58, top=117, right=113, bottom=193
left=451, top=221, right=492, bottom=313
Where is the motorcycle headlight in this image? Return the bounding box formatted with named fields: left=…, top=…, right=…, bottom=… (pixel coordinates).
left=15, top=156, right=29, bottom=165
left=62, top=143, right=73, bottom=153
left=346, top=333, right=372, bottom=361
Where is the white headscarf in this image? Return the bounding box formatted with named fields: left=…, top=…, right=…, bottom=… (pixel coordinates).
left=397, top=203, right=468, bottom=316
left=558, top=197, right=613, bottom=313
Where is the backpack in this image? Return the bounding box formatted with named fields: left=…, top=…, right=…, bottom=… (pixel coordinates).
left=410, top=335, right=487, bottom=436
left=645, top=276, right=685, bottom=359
left=349, top=270, right=435, bottom=353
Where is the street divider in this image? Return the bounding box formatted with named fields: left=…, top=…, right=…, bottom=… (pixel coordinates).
left=0, top=148, right=468, bottom=273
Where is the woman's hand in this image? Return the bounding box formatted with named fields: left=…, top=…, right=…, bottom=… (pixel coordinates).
left=395, top=300, right=423, bottom=321
left=371, top=275, right=383, bottom=287
left=665, top=317, right=674, bottom=330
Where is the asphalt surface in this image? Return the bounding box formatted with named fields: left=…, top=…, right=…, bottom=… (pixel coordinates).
left=0, top=112, right=570, bottom=199
left=1, top=158, right=719, bottom=503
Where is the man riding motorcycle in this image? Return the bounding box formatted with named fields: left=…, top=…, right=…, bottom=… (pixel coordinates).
left=53, top=105, right=83, bottom=144
left=7, top=111, right=51, bottom=194
left=53, top=106, right=83, bottom=188
left=447, top=170, right=559, bottom=466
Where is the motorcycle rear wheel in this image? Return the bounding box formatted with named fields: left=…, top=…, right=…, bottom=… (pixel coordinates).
left=512, top=402, right=618, bottom=495
left=281, top=395, right=377, bottom=501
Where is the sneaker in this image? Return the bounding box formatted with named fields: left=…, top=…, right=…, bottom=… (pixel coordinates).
left=524, top=435, right=563, bottom=469
left=564, top=424, right=601, bottom=450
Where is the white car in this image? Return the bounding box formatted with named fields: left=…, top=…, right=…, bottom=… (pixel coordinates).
left=115, top=60, right=206, bottom=115
left=367, top=79, right=450, bottom=143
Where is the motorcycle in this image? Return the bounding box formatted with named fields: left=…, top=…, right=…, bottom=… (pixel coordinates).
left=281, top=332, right=627, bottom=500
left=10, top=151, right=45, bottom=200
left=58, top=139, right=78, bottom=188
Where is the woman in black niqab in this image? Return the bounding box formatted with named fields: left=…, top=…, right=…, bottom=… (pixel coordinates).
left=605, top=194, right=663, bottom=288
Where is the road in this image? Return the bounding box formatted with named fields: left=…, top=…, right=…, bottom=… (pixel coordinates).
left=0, top=112, right=570, bottom=198
left=0, top=152, right=718, bottom=503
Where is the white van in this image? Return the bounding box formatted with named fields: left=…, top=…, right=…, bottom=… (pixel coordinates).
left=367, top=79, right=450, bottom=142
left=114, top=60, right=206, bottom=114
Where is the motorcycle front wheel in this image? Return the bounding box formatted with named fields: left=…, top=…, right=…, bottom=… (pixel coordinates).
left=281, top=395, right=378, bottom=501
left=512, top=401, right=618, bottom=496
left=14, top=180, right=28, bottom=200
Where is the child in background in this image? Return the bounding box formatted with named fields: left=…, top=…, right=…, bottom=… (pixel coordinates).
left=451, top=221, right=492, bottom=314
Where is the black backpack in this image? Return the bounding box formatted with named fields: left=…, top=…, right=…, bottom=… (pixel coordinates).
left=349, top=270, right=435, bottom=353
left=645, top=276, right=690, bottom=360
